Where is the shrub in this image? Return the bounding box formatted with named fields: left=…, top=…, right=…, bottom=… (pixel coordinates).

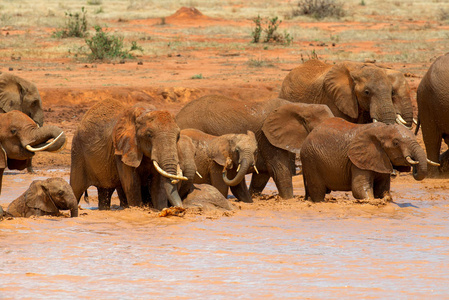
left=52, top=7, right=88, bottom=38
left=84, top=25, right=142, bottom=61
left=251, top=15, right=293, bottom=46
left=293, top=0, right=345, bottom=19
left=191, top=73, right=203, bottom=79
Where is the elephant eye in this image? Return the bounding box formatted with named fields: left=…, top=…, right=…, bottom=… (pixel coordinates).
left=177, top=133, right=180, bottom=142
left=391, top=90, right=395, bottom=96
left=10, top=128, right=17, bottom=135
left=58, top=190, right=64, bottom=196
left=364, top=89, right=370, bottom=95
left=392, top=139, right=399, bottom=147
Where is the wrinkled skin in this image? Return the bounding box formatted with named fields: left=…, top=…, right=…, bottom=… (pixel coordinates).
left=183, top=184, right=233, bottom=211
left=0, top=110, right=66, bottom=194
left=70, top=100, right=186, bottom=210
left=7, top=178, right=78, bottom=218
left=0, top=73, right=45, bottom=173
left=181, top=128, right=258, bottom=203
left=176, top=134, right=197, bottom=199
left=300, top=118, right=427, bottom=202
left=416, top=53, right=449, bottom=177
left=176, top=95, right=334, bottom=199
left=279, top=60, right=410, bottom=126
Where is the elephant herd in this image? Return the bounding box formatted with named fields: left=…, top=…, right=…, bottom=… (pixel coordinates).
left=1, top=52, right=449, bottom=218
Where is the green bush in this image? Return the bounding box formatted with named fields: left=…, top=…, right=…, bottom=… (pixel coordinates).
left=84, top=25, right=142, bottom=61
left=251, top=16, right=293, bottom=46
left=53, top=7, right=88, bottom=38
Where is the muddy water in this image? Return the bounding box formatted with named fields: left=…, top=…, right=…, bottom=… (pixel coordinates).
left=1, top=172, right=449, bottom=299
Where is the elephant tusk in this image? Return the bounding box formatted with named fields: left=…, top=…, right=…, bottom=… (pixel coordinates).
left=427, top=159, right=440, bottom=167
left=413, top=118, right=418, bottom=125
left=253, top=165, right=259, bottom=174
left=236, top=164, right=241, bottom=173
left=396, top=118, right=412, bottom=130
left=373, top=119, right=378, bottom=123
left=396, top=114, right=407, bottom=125
left=406, top=156, right=419, bottom=165
left=25, top=132, right=64, bottom=152
left=196, top=171, right=203, bottom=179
left=153, top=161, right=188, bottom=181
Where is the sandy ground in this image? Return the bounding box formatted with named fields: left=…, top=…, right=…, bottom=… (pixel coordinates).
left=1, top=6, right=449, bottom=299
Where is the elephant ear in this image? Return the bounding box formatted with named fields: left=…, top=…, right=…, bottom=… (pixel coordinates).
left=0, top=74, right=22, bottom=113
left=348, top=125, right=393, bottom=174
left=209, top=137, right=232, bottom=167
left=113, top=106, right=145, bottom=168
left=262, top=103, right=332, bottom=154
left=25, top=180, right=59, bottom=214
left=324, top=63, right=358, bottom=119
left=0, top=144, right=6, bottom=169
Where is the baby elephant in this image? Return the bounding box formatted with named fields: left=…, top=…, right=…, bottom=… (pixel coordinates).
left=7, top=178, right=78, bottom=218
left=301, top=118, right=427, bottom=202
left=181, top=129, right=258, bottom=203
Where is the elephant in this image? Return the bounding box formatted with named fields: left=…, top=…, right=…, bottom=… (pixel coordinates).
left=183, top=184, right=233, bottom=211
left=0, top=110, right=66, bottom=194
left=176, top=134, right=197, bottom=199
left=70, top=99, right=188, bottom=210
left=0, top=73, right=46, bottom=173
left=181, top=128, right=258, bottom=203
left=6, top=178, right=78, bottom=218
left=176, top=95, right=334, bottom=199
left=300, top=117, right=427, bottom=202
left=279, top=59, right=412, bottom=127
left=416, top=53, right=449, bottom=177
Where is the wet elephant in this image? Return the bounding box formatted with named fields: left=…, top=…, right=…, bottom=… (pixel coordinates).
left=279, top=59, right=411, bottom=126
left=70, top=99, right=188, bottom=210
left=0, top=110, right=66, bottom=194
left=7, top=178, right=78, bottom=218
left=300, top=118, right=427, bottom=202
left=416, top=53, right=449, bottom=177
left=181, top=128, right=258, bottom=203
left=176, top=95, right=334, bottom=199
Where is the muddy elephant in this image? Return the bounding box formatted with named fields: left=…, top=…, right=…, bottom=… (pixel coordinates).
left=300, top=118, right=427, bottom=202
left=6, top=178, right=78, bottom=218
left=176, top=134, right=197, bottom=199
left=0, top=73, right=46, bottom=173
left=176, top=95, right=334, bottom=199
left=279, top=59, right=412, bottom=126
left=70, top=99, right=188, bottom=210
left=183, top=184, right=233, bottom=211
left=181, top=128, right=258, bottom=203
left=0, top=110, right=66, bottom=194
left=416, top=53, right=449, bottom=177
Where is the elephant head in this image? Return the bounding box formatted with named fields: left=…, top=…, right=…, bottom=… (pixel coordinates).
left=262, top=103, right=334, bottom=154
left=385, top=69, right=414, bottom=129
left=348, top=123, right=427, bottom=180
left=0, top=110, right=66, bottom=194
left=207, top=131, right=258, bottom=187
left=0, top=73, right=44, bottom=126
left=324, top=63, right=396, bottom=124
left=7, top=178, right=78, bottom=218
left=113, top=106, right=187, bottom=208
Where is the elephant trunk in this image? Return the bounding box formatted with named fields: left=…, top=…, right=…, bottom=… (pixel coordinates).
left=398, top=97, right=414, bottom=128
left=155, top=160, right=184, bottom=208
left=163, top=177, right=183, bottom=208
left=222, top=152, right=251, bottom=186
left=409, top=142, right=427, bottom=181
left=70, top=203, right=79, bottom=218
left=372, top=98, right=396, bottom=125
left=24, top=125, right=66, bottom=152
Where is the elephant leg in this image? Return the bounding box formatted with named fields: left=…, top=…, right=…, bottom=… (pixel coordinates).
left=271, top=163, right=294, bottom=199
left=230, top=180, right=253, bottom=203
left=26, top=158, right=35, bottom=174
left=116, top=185, right=128, bottom=208
left=351, top=166, right=375, bottom=200
left=116, top=159, right=142, bottom=207
left=302, top=167, right=326, bottom=202
left=420, top=110, right=442, bottom=177
left=210, top=169, right=230, bottom=198
left=373, top=174, right=391, bottom=200
left=150, top=174, right=168, bottom=210
left=97, top=187, right=114, bottom=210
left=249, top=172, right=270, bottom=195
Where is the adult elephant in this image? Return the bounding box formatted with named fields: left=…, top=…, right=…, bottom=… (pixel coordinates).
left=176, top=95, right=334, bottom=199
left=301, top=118, right=427, bottom=202
left=70, top=100, right=188, bottom=210
left=0, top=73, right=45, bottom=173
left=279, top=59, right=411, bottom=126
left=416, top=53, right=449, bottom=177
left=0, top=110, right=66, bottom=194
left=7, top=178, right=78, bottom=218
